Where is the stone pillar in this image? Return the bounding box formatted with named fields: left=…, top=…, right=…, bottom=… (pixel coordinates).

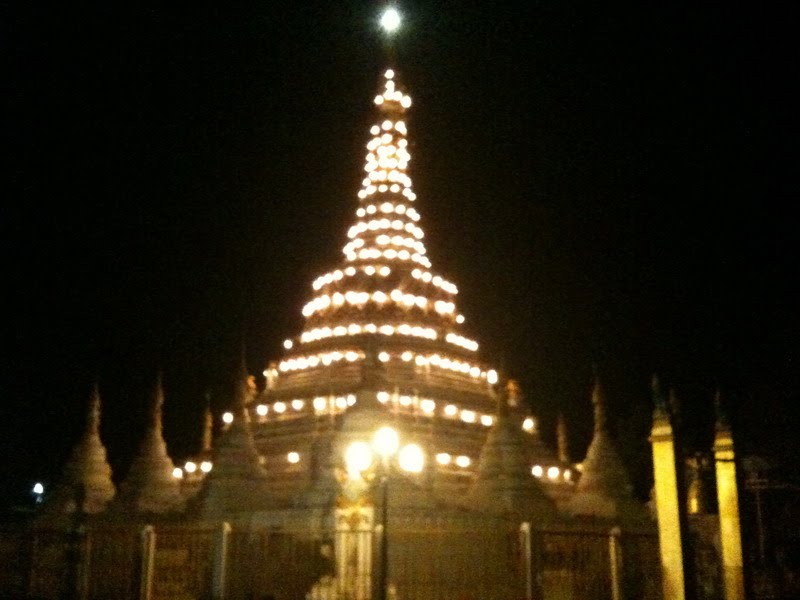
left=528, top=524, right=546, bottom=600
left=608, top=526, right=622, bottom=600
left=519, top=522, right=533, bottom=600
left=211, top=522, right=231, bottom=600
left=139, top=525, right=156, bottom=600
left=649, top=380, right=687, bottom=600
left=714, top=413, right=745, bottom=600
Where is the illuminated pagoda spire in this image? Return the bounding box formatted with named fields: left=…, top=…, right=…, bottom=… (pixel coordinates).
left=200, top=355, right=273, bottom=518
left=39, top=384, right=115, bottom=521
left=201, top=394, right=213, bottom=453
left=254, top=68, right=507, bottom=501
left=115, top=375, right=184, bottom=514
left=557, top=413, right=570, bottom=464
left=248, top=61, right=567, bottom=512
left=278, top=68, right=498, bottom=394
left=568, top=376, right=644, bottom=521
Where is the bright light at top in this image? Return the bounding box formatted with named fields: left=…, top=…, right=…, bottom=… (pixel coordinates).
left=32, top=482, right=44, bottom=495
left=398, top=443, right=425, bottom=473
left=380, top=7, right=401, bottom=33
left=345, top=441, right=373, bottom=474
left=373, top=426, right=400, bottom=458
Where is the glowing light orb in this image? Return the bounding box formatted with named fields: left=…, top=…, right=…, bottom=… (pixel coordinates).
left=398, top=444, right=425, bottom=473
left=374, top=426, right=400, bottom=458
left=345, top=441, right=373, bottom=474
left=380, top=7, right=401, bottom=33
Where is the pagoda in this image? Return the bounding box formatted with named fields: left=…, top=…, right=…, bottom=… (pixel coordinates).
left=208, top=68, right=573, bottom=511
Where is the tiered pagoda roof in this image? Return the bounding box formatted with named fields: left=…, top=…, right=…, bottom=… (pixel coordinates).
left=268, top=69, right=496, bottom=403
left=221, top=69, right=571, bottom=508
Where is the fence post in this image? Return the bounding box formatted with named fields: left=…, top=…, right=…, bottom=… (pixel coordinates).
left=608, top=526, right=622, bottom=600
left=76, top=527, right=91, bottom=600
left=529, top=525, right=546, bottom=600
left=139, top=525, right=156, bottom=600
left=211, top=521, right=231, bottom=600
left=519, top=522, right=532, bottom=600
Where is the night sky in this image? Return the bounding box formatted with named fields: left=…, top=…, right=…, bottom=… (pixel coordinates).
left=3, top=3, right=798, bottom=509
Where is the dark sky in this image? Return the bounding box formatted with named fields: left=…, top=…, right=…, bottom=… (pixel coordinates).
left=2, top=3, right=798, bottom=508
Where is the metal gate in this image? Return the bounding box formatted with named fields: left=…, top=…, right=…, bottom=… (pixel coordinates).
left=6, top=522, right=661, bottom=599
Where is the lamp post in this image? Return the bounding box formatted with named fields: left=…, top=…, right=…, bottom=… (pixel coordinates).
left=374, top=427, right=397, bottom=600
left=344, top=426, right=425, bottom=600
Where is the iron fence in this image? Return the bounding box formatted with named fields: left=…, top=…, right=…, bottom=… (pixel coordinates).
left=1, top=521, right=660, bottom=600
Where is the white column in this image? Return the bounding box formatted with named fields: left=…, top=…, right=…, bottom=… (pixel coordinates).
left=608, top=526, right=622, bottom=600
left=519, top=522, right=532, bottom=600
left=211, top=521, right=231, bottom=600
left=139, top=525, right=156, bottom=600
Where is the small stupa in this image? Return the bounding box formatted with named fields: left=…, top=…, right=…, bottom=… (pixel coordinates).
left=38, top=384, right=115, bottom=522
left=114, top=376, right=184, bottom=514
left=568, top=376, right=643, bottom=521
left=469, top=381, right=555, bottom=519
left=200, top=359, right=273, bottom=519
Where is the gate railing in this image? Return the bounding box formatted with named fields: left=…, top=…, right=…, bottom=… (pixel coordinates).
left=529, top=524, right=662, bottom=600
left=2, top=521, right=661, bottom=600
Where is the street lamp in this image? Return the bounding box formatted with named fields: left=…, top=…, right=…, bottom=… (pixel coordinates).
left=32, top=482, right=44, bottom=504
left=344, top=426, right=425, bottom=600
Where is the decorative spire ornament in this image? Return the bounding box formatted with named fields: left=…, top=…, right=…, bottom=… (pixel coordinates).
left=201, top=394, right=213, bottom=454
left=652, top=374, right=667, bottom=417
left=592, top=376, right=608, bottom=433
left=557, top=413, right=570, bottom=464
left=714, top=388, right=730, bottom=431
